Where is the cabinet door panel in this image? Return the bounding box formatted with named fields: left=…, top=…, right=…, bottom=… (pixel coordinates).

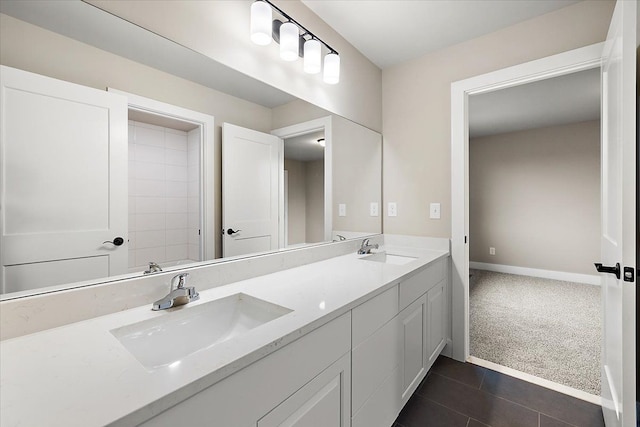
left=426, top=280, right=446, bottom=366
left=352, top=365, right=402, bottom=427
left=400, top=295, right=426, bottom=403
left=352, top=315, right=401, bottom=414
left=258, top=353, right=350, bottom=427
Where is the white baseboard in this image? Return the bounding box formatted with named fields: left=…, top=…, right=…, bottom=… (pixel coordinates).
left=469, top=262, right=600, bottom=286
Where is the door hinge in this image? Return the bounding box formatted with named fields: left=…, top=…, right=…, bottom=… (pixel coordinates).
left=623, top=266, right=635, bottom=282
left=464, top=235, right=468, bottom=244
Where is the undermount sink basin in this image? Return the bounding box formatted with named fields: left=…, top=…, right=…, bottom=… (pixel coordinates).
left=360, top=252, right=418, bottom=265
left=111, top=293, right=292, bottom=370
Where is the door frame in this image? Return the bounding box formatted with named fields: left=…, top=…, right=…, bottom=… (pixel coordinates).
left=449, top=43, right=603, bottom=362
left=271, top=116, right=333, bottom=244
left=108, top=88, right=216, bottom=261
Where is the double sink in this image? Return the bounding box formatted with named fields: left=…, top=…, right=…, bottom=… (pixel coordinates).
left=111, top=247, right=416, bottom=370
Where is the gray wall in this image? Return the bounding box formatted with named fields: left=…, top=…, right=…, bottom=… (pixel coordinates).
left=305, top=160, right=325, bottom=243
left=284, top=158, right=325, bottom=245
left=469, top=120, right=600, bottom=275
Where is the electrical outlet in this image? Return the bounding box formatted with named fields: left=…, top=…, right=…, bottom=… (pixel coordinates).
left=388, top=202, right=397, bottom=217
left=429, top=203, right=441, bottom=219
left=338, top=204, right=347, bottom=217
left=370, top=202, right=379, bottom=217
left=489, top=247, right=495, bottom=255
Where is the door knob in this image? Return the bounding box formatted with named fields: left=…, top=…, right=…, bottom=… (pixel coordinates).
left=227, top=228, right=241, bottom=235
left=594, top=262, right=620, bottom=279
left=103, top=237, right=125, bottom=246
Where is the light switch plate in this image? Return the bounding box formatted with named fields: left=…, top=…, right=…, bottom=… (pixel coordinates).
left=338, top=203, right=347, bottom=217
left=388, top=202, right=397, bottom=217
left=370, top=202, right=379, bottom=217
left=429, top=203, right=441, bottom=219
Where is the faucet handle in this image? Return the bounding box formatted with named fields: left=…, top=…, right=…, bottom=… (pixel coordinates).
left=144, top=261, right=163, bottom=274
left=172, top=273, right=190, bottom=289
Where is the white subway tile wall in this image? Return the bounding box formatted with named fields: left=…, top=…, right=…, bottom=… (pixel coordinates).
left=187, top=129, right=201, bottom=262
left=128, top=121, right=201, bottom=272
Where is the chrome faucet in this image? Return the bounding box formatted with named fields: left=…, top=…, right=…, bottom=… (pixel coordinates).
left=357, top=238, right=379, bottom=255
left=144, top=261, right=163, bottom=274
left=152, top=273, right=199, bottom=311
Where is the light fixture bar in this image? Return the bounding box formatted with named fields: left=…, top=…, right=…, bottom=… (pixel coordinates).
left=260, top=0, right=339, bottom=56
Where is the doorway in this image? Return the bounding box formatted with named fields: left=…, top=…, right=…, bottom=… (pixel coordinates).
left=466, top=68, right=602, bottom=397
left=450, top=43, right=604, bottom=401
left=283, top=130, right=326, bottom=248
left=272, top=116, right=333, bottom=243
left=109, top=89, right=216, bottom=268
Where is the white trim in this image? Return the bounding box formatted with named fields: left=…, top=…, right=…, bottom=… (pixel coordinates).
left=469, top=262, right=600, bottom=285
left=283, top=170, right=289, bottom=247
left=271, top=117, right=333, bottom=243
left=107, top=88, right=216, bottom=261
left=467, top=356, right=602, bottom=406
left=450, top=43, right=604, bottom=362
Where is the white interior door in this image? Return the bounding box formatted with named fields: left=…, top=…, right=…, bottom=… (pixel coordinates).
left=222, top=123, right=282, bottom=257
left=0, top=66, right=128, bottom=294
left=598, top=1, right=636, bottom=426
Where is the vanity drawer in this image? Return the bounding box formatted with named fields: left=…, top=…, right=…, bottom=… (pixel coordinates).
left=352, top=285, right=398, bottom=346
left=399, top=259, right=445, bottom=310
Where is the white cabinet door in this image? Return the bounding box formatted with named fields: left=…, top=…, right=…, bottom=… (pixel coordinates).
left=399, top=294, right=427, bottom=404
left=352, top=315, right=401, bottom=415
left=258, top=353, right=351, bottom=427
left=0, top=65, right=128, bottom=294
left=426, top=280, right=446, bottom=367
left=222, top=123, right=282, bottom=258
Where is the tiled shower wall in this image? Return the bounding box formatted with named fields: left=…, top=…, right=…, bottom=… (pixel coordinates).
left=128, top=121, right=200, bottom=272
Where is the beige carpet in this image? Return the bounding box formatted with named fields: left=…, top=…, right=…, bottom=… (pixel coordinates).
left=469, top=269, right=601, bottom=395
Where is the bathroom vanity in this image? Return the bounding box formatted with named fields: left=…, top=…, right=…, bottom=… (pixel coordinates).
left=0, top=236, right=450, bottom=427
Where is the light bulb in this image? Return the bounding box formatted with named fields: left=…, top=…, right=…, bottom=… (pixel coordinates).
left=250, top=1, right=272, bottom=46
left=323, top=53, right=340, bottom=84
left=303, top=39, right=321, bottom=74
left=280, top=22, right=299, bottom=61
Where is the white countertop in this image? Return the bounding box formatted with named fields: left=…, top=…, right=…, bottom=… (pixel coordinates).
left=0, top=246, right=448, bottom=427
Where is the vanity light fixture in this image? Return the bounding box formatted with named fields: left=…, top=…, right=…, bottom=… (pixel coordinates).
left=303, top=39, right=322, bottom=74
left=279, top=21, right=299, bottom=61
left=250, top=1, right=272, bottom=45
left=250, top=0, right=340, bottom=84
left=323, top=53, right=340, bottom=85
left=317, top=138, right=326, bottom=147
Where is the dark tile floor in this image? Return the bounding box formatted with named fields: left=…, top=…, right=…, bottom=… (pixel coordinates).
left=394, top=356, right=605, bottom=427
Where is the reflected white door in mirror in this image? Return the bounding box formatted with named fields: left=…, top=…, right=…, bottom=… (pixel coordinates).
left=0, top=65, right=128, bottom=294
left=0, top=69, right=218, bottom=297
left=222, top=123, right=282, bottom=258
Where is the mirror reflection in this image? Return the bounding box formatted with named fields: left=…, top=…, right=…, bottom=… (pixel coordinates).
left=284, top=131, right=326, bottom=248
left=0, top=1, right=382, bottom=299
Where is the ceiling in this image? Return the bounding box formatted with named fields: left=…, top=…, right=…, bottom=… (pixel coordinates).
left=284, top=131, right=326, bottom=162
left=301, top=0, right=581, bottom=69
left=469, top=67, right=601, bottom=138
left=302, top=0, right=598, bottom=137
